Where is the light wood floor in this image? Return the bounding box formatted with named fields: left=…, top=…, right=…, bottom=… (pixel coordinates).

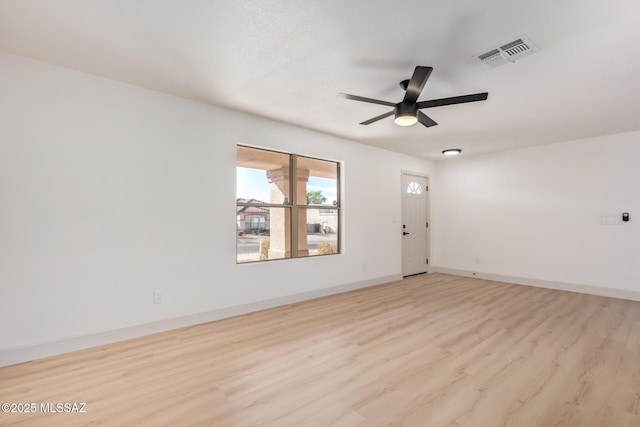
left=2, top=273, right=640, bottom=426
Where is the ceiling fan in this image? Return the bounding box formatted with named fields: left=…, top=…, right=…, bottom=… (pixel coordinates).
left=339, top=66, right=488, bottom=128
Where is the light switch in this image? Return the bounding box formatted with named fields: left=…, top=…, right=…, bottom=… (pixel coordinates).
left=601, top=215, right=622, bottom=225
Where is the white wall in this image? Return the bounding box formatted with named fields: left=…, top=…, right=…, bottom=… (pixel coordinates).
left=0, top=52, right=434, bottom=359
left=433, top=131, right=640, bottom=294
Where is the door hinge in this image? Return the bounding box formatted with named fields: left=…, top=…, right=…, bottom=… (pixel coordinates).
left=426, top=258, right=429, bottom=265
left=425, top=185, right=428, bottom=192
left=426, top=222, right=429, bottom=228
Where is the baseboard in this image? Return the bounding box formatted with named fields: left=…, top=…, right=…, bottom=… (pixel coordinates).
left=0, top=274, right=401, bottom=368
left=431, top=267, right=640, bottom=302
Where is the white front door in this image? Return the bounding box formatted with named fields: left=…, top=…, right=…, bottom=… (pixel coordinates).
left=402, top=173, right=429, bottom=277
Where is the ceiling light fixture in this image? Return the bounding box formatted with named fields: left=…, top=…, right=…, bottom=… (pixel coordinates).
left=394, top=102, right=418, bottom=126
left=394, top=114, right=418, bottom=126
left=442, top=149, right=462, bottom=156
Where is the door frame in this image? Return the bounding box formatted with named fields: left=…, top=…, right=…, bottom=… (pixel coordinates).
left=401, top=171, right=431, bottom=276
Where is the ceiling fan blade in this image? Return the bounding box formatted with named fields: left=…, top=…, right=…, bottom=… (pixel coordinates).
left=403, top=66, right=433, bottom=104
left=338, top=93, right=395, bottom=107
left=418, top=92, right=488, bottom=109
left=417, top=111, right=438, bottom=128
left=360, top=110, right=394, bottom=125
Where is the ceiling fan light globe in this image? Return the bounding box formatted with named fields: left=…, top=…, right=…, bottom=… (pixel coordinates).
left=394, top=115, right=418, bottom=126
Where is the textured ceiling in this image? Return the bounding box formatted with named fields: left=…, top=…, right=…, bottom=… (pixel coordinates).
left=1, top=0, right=639, bottom=160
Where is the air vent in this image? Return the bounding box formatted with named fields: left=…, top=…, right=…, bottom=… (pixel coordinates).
left=476, top=35, right=538, bottom=68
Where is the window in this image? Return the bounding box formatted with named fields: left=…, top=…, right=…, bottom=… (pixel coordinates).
left=407, top=181, right=422, bottom=194
left=236, top=145, right=340, bottom=263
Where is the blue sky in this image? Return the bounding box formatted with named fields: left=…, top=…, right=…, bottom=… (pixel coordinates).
left=237, top=167, right=337, bottom=204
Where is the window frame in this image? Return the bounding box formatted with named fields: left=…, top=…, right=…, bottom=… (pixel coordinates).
left=236, top=145, right=341, bottom=263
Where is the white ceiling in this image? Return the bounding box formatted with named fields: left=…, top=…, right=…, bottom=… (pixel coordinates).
left=1, top=0, right=639, bottom=160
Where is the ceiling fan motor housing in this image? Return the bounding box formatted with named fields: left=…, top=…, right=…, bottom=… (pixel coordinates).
left=395, top=102, right=418, bottom=119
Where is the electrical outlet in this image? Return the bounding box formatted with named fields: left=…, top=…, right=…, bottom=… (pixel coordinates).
left=153, top=289, right=164, bottom=304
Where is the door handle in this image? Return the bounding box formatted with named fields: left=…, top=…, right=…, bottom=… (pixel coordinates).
left=403, top=232, right=410, bottom=235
